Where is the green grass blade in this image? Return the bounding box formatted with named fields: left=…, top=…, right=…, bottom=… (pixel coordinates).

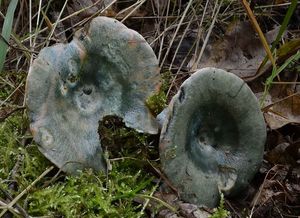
left=0, top=0, right=19, bottom=74
left=271, top=0, right=298, bottom=52
left=257, top=0, right=298, bottom=73
left=260, top=50, right=300, bottom=107
left=268, top=50, right=300, bottom=83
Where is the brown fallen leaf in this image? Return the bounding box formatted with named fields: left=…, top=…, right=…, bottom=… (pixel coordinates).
left=199, top=21, right=279, bottom=78
left=266, top=141, right=300, bottom=165
left=263, top=92, right=300, bottom=129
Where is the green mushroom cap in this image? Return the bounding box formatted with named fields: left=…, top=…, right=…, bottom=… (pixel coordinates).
left=159, top=67, right=266, bottom=207
left=26, top=16, right=161, bottom=174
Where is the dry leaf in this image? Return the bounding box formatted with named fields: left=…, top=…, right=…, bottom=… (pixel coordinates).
left=264, top=93, right=300, bottom=129
left=199, top=21, right=279, bottom=78
left=67, top=0, right=106, bottom=26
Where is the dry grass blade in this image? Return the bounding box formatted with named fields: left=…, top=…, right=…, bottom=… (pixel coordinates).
left=192, top=0, right=209, bottom=64
left=45, top=0, right=69, bottom=47
left=255, top=0, right=298, bottom=76
left=157, top=0, right=171, bottom=62
left=159, top=0, right=194, bottom=68
left=172, top=0, right=210, bottom=75
left=136, top=193, right=178, bottom=213
left=137, top=183, right=159, bottom=218
left=0, top=77, right=25, bottom=107
left=23, top=0, right=116, bottom=46
left=0, top=0, right=18, bottom=73
left=166, top=0, right=223, bottom=97
left=192, top=0, right=223, bottom=70
left=31, top=0, right=54, bottom=56
left=31, top=0, right=45, bottom=54
left=0, top=166, right=54, bottom=217
left=29, top=0, right=32, bottom=47
left=240, top=0, right=276, bottom=70
left=0, top=200, right=22, bottom=217
left=119, top=0, right=147, bottom=23
left=168, top=15, right=195, bottom=71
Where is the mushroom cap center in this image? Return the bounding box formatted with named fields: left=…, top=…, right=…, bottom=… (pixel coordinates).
left=187, top=104, right=239, bottom=173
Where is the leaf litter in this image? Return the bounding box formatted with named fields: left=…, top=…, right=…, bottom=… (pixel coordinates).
left=263, top=92, right=300, bottom=129
left=1, top=0, right=300, bottom=217
left=198, top=20, right=280, bottom=78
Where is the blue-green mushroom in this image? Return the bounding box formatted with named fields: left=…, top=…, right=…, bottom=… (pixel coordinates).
left=26, top=17, right=160, bottom=174
left=159, top=68, right=266, bottom=207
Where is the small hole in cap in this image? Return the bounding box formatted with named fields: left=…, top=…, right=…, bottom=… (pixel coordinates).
left=83, top=87, right=92, bottom=95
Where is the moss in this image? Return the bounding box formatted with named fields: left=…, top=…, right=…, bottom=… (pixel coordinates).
left=27, top=164, right=155, bottom=217
left=146, top=91, right=167, bottom=116
left=0, top=113, right=160, bottom=217
left=145, top=70, right=173, bottom=116
left=0, top=112, right=26, bottom=178
left=0, top=112, right=52, bottom=187
left=160, top=70, right=172, bottom=92
left=209, top=193, right=230, bottom=218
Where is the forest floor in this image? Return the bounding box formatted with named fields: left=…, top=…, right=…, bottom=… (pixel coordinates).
left=0, top=0, right=300, bottom=217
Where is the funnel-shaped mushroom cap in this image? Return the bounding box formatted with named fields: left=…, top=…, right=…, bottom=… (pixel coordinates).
left=26, top=16, right=160, bottom=174
left=159, top=68, right=266, bottom=207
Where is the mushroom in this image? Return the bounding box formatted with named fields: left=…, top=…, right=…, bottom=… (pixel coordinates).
left=159, top=68, right=266, bottom=207
left=26, top=17, right=161, bottom=174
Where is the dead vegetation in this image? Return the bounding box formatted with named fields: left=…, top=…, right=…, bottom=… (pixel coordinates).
left=0, top=0, right=300, bottom=217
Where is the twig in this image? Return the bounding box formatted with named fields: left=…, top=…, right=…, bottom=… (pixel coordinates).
left=146, top=160, right=178, bottom=196
left=225, top=200, right=242, bottom=218
left=249, top=165, right=283, bottom=217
